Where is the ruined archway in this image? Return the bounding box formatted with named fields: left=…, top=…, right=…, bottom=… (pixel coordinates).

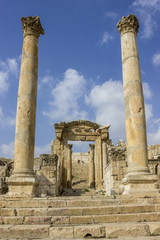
left=51, top=120, right=110, bottom=191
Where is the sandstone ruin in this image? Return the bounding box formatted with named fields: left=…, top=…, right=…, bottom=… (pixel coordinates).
left=0, top=14, right=160, bottom=239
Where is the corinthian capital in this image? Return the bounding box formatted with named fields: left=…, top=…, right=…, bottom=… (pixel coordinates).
left=89, top=144, right=95, bottom=151
left=117, top=14, right=139, bottom=35
left=68, top=144, right=73, bottom=150
left=21, top=16, right=44, bottom=38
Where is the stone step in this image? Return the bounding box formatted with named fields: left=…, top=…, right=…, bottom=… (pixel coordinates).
left=2, top=238, right=160, bottom=240
left=1, top=212, right=160, bottom=225
left=1, top=204, right=160, bottom=217
left=1, top=222, right=160, bottom=239
left=1, top=195, right=160, bottom=208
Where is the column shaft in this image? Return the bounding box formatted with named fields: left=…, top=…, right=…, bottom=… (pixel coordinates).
left=7, top=16, right=44, bottom=196
left=89, top=144, right=95, bottom=188
left=102, top=141, right=107, bottom=183
left=67, top=144, right=72, bottom=188
left=117, top=15, right=158, bottom=195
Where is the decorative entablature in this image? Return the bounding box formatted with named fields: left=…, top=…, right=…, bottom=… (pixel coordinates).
left=54, top=120, right=110, bottom=142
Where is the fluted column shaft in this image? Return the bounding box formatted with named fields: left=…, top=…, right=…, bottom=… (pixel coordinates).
left=117, top=15, right=148, bottom=174
left=67, top=144, right=72, bottom=188
left=89, top=144, right=95, bottom=188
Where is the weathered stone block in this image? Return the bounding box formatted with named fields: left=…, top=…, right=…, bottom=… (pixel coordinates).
left=105, top=223, right=150, bottom=238
left=48, top=207, right=82, bottom=216
left=24, top=216, right=52, bottom=225
left=51, top=216, right=70, bottom=225
left=49, top=226, right=73, bottom=239
left=70, top=216, right=93, bottom=224
left=9, top=225, right=49, bottom=239
left=74, top=225, right=105, bottom=238
left=94, top=214, right=116, bottom=223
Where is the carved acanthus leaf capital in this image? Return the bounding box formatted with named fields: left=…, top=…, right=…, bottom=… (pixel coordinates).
left=117, top=14, right=139, bottom=35
left=89, top=144, right=95, bottom=151
left=68, top=144, right=73, bottom=150
left=21, top=16, right=44, bottom=38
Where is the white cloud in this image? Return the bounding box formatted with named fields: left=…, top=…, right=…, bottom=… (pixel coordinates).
left=100, top=32, right=114, bottom=45
left=105, top=11, right=118, bottom=19
left=132, top=0, right=160, bottom=9
left=0, top=71, right=9, bottom=93
left=7, top=58, right=19, bottom=76
left=148, top=126, right=160, bottom=145
left=152, top=52, right=160, bottom=66
left=41, top=75, right=54, bottom=84
left=145, top=103, right=153, bottom=121
left=0, top=58, right=19, bottom=94
left=7, top=116, right=16, bottom=126
left=0, top=106, right=16, bottom=127
left=35, top=143, right=51, bottom=157
left=141, top=13, right=155, bottom=39
left=86, top=79, right=125, bottom=141
left=132, top=0, right=160, bottom=39
left=0, top=142, right=14, bottom=159
left=43, top=68, right=88, bottom=122
left=0, top=107, right=4, bottom=119
left=143, top=82, right=152, bottom=99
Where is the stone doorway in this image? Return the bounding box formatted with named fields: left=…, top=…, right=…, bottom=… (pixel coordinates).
left=51, top=120, right=110, bottom=193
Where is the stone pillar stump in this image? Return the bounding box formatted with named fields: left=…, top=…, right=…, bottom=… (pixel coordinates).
left=117, top=14, right=158, bottom=195
left=7, top=16, right=44, bottom=196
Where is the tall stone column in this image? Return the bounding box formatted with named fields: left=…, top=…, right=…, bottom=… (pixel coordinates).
left=67, top=144, right=72, bottom=188
left=89, top=144, right=95, bottom=188
left=117, top=14, right=158, bottom=195
left=7, top=16, right=44, bottom=196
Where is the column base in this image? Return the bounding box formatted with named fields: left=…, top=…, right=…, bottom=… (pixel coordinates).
left=89, top=182, right=95, bottom=188
left=7, top=172, right=38, bottom=197
left=122, top=172, right=159, bottom=196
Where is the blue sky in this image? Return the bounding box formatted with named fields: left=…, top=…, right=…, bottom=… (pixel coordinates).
left=0, top=0, right=160, bottom=158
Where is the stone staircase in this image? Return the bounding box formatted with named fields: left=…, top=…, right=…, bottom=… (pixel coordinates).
left=1, top=194, right=160, bottom=239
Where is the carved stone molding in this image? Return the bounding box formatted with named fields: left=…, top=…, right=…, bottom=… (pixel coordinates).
left=117, top=14, right=139, bottom=35
left=21, top=16, right=44, bottom=38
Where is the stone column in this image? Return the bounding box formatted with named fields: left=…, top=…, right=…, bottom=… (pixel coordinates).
left=95, top=137, right=103, bottom=189
left=67, top=144, right=72, bottom=188
left=102, top=141, right=107, bottom=183
left=7, top=16, right=44, bottom=196
left=89, top=144, right=95, bottom=188
left=117, top=14, right=158, bottom=195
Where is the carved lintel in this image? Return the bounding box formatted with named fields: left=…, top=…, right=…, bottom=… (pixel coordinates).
left=89, top=144, right=95, bottom=151
left=21, top=16, right=44, bottom=38
left=117, top=14, right=139, bottom=35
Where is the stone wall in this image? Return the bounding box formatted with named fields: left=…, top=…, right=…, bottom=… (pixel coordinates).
left=0, top=154, right=59, bottom=196
left=34, top=154, right=59, bottom=196
left=0, top=143, right=160, bottom=196
left=0, top=158, right=13, bottom=194
left=148, top=144, right=160, bottom=160
left=72, top=152, right=89, bottom=164
left=105, top=141, right=127, bottom=195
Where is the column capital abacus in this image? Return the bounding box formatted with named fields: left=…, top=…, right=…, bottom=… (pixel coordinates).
left=21, top=16, right=44, bottom=38
left=89, top=144, right=95, bottom=151
left=117, top=14, right=139, bottom=36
